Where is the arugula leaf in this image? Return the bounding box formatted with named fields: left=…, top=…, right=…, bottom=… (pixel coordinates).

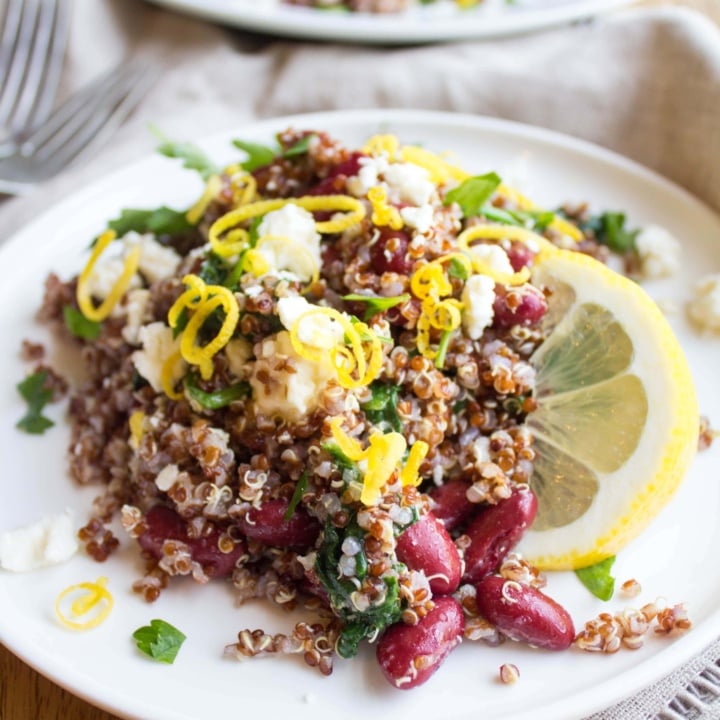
left=156, top=139, right=219, bottom=180
left=232, top=139, right=278, bottom=172
left=184, top=373, right=250, bottom=410
left=283, top=134, right=317, bottom=158
left=132, top=619, right=186, bottom=664
left=343, top=293, right=410, bottom=321
left=63, top=305, right=101, bottom=340
left=284, top=471, right=309, bottom=521
left=361, top=383, right=403, bottom=433
left=444, top=172, right=502, bottom=218
left=107, top=207, right=194, bottom=237
left=575, top=556, right=616, bottom=601
left=16, top=370, right=54, bottom=435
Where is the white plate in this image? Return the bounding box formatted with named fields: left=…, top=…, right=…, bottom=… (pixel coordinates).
left=145, top=0, right=632, bottom=44
left=1, top=110, right=719, bottom=720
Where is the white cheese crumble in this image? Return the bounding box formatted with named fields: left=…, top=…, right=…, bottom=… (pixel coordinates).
left=400, top=204, right=434, bottom=234
left=85, top=254, right=141, bottom=302
left=461, top=274, right=496, bottom=340
left=347, top=156, right=435, bottom=207
left=249, top=331, right=335, bottom=421
left=125, top=232, right=182, bottom=284
left=132, top=321, right=184, bottom=392
left=256, top=205, right=321, bottom=282
left=0, top=513, right=78, bottom=572
left=687, top=273, right=720, bottom=332
left=466, top=244, right=514, bottom=276
left=121, top=288, right=151, bottom=345
left=224, top=338, right=253, bottom=378
left=277, top=296, right=345, bottom=349
left=635, top=225, right=681, bottom=279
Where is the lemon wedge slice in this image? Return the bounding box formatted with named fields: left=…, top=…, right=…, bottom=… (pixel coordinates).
left=516, top=247, right=699, bottom=570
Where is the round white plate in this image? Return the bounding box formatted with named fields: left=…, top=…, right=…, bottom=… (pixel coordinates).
left=1, top=110, right=719, bottom=720
left=145, top=0, right=633, bottom=44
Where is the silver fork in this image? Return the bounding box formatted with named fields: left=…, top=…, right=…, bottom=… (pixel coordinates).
left=0, top=59, right=161, bottom=196
left=0, top=0, right=72, bottom=154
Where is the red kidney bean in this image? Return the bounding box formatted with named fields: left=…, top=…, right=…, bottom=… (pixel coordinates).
left=138, top=505, right=245, bottom=578
left=493, top=284, right=548, bottom=328
left=475, top=575, right=575, bottom=650
left=462, top=487, right=538, bottom=585
left=369, top=229, right=413, bottom=275
left=506, top=240, right=537, bottom=271
left=396, top=512, right=461, bottom=595
left=236, top=498, right=320, bottom=548
left=377, top=596, right=464, bottom=690
left=309, top=151, right=367, bottom=195
left=427, top=480, right=476, bottom=532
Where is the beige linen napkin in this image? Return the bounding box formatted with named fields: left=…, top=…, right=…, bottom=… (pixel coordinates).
left=1, top=1, right=719, bottom=717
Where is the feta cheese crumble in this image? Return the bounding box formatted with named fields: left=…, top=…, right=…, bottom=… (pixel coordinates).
left=635, top=225, right=681, bottom=279
left=461, top=274, right=496, bottom=340
left=0, top=513, right=78, bottom=572
left=132, top=322, right=184, bottom=392
left=687, top=273, right=720, bottom=332
left=277, top=296, right=345, bottom=349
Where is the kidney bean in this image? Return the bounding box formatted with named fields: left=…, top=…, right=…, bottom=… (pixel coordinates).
left=427, top=480, right=476, bottom=532
left=462, top=487, right=538, bottom=585
left=475, top=575, right=575, bottom=650
left=369, top=229, right=413, bottom=275
left=138, top=505, right=245, bottom=578
left=493, top=284, right=548, bottom=328
left=376, top=596, right=464, bottom=690
left=396, top=512, right=461, bottom=595
left=309, top=151, right=367, bottom=195
left=236, top=498, right=320, bottom=548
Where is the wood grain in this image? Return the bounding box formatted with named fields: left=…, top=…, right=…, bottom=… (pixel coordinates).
left=1, top=1, right=717, bottom=718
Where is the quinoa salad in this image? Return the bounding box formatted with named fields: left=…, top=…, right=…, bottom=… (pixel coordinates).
left=282, top=0, right=493, bottom=13
left=17, top=127, right=700, bottom=690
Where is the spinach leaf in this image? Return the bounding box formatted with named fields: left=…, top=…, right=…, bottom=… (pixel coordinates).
left=184, top=373, right=250, bottom=410
left=232, top=139, right=278, bottom=172
left=444, top=172, right=502, bottom=218
left=63, top=305, right=101, bottom=340
left=361, top=383, right=403, bottom=433
left=107, top=207, right=194, bottom=237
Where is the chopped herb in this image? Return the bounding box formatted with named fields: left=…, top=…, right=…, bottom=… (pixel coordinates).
left=361, top=383, right=403, bottom=433
left=132, top=619, right=186, bottom=664
left=184, top=373, right=250, bottom=410
left=452, top=398, right=469, bottom=414
left=343, top=293, right=410, bottom=321
left=232, top=139, right=278, bottom=172
left=107, top=207, right=194, bottom=237
left=284, top=471, right=308, bottom=521
left=447, top=256, right=470, bottom=280
left=564, top=210, right=639, bottom=253
left=198, top=252, right=230, bottom=286
left=155, top=137, right=219, bottom=180
left=481, top=205, right=555, bottom=231
left=575, top=556, right=616, bottom=601
left=63, top=305, right=101, bottom=340
left=283, top=134, right=317, bottom=158
left=16, top=370, right=54, bottom=435
left=434, top=329, right=453, bottom=369
left=444, top=172, right=502, bottom=218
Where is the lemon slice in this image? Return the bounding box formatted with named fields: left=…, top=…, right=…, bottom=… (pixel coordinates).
left=516, top=248, right=699, bottom=570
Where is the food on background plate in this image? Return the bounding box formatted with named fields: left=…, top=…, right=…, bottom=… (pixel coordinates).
left=283, top=0, right=494, bottom=13
left=21, top=127, right=699, bottom=688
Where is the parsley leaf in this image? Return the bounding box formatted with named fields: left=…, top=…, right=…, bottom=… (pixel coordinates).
left=361, top=383, right=403, bottom=433
left=343, top=293, right=410, bottom=321
left=284, top=471, right=309, bottom=521
left=232, top=139, right=278, bottom=172
left=575, top=556, right=616, bottom=601
left=132, top=619, right=186, bottom=664
left=566, top=210, right=639, bottom=253
left=63, top=305, right=101, bottom=340
left=156, top=139, right=219, bottom=180
left=107, top=207, right=194, bottom=236
left=283, top=134, right=317, bottom=158
left=16, top=370, right=54, bottom=435
left=444, top=172, right=502, bottom=218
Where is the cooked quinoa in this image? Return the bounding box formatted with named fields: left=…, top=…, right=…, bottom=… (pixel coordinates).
left=33, top=128, right=689, bottom=684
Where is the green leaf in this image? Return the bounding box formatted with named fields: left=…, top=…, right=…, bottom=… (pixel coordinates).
left=107, top=207, right=194, bottom=237
left=599, top=212, right=639, bottom=253
left=284, top=471, right=309, bottom=521
left=184, top=373, right=250, bottom=410
left=444, top=172, right=502, bottom=218
left=434, top=329, right=453, bottom=369
left=447, top=256, right=469, bottom=280
left=575, top=556, right=616, bottom=601
left=133, top=619, right=186, bottom=664
left=232, top=139, right=278, bottom=172
left=16, top=370, right=55, bottom=435
left=63, top=305, right=101, bottom=340
left=283, top=134, right=317, bottom=158
left=343, top=293, right=410, bottom=321
left=361, top=383, right=403, bottom=433
left=156, top=139, right=219, bottom=180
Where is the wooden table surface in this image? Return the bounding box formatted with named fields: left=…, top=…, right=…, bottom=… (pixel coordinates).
left=2, top=1, right=718, bottom=718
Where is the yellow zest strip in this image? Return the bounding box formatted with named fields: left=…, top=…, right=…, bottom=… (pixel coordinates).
left=399, top=145, right=470, bottom=185
left=469, top=260, right=531, bottom=287
left=410, top=262, right=453, bottom=300
left=241, top=248, right=271, bottom=276
left=160, top=350, right=185, bottom=400
left=330, top=416, right=364, bottom=460
left=186, top=174, right=223, bottom=225
left=289, top=307, right=382, bottom=389
left=55, top=576, right=113, bottom=631
left=128, top=411, right=145, bottom=449
left=254, top=235, right=321, bottom=284
left=167, top=274, right=208, bottom=327
left=399, top=440, right=429, bottom=487
left=225, top=167, right=258, bottom=207
left=497, top=183, right=582, bottom=242
left=76, top=231, right=141, bottom=322
left=426, top=298, right=462, bottom=331
left=363, top=134, right=399, bottom=160
left=368, top=185, right=403, bottom=230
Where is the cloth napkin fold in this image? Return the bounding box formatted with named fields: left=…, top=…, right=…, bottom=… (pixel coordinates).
left=1, top=1, right=719, bottom=717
